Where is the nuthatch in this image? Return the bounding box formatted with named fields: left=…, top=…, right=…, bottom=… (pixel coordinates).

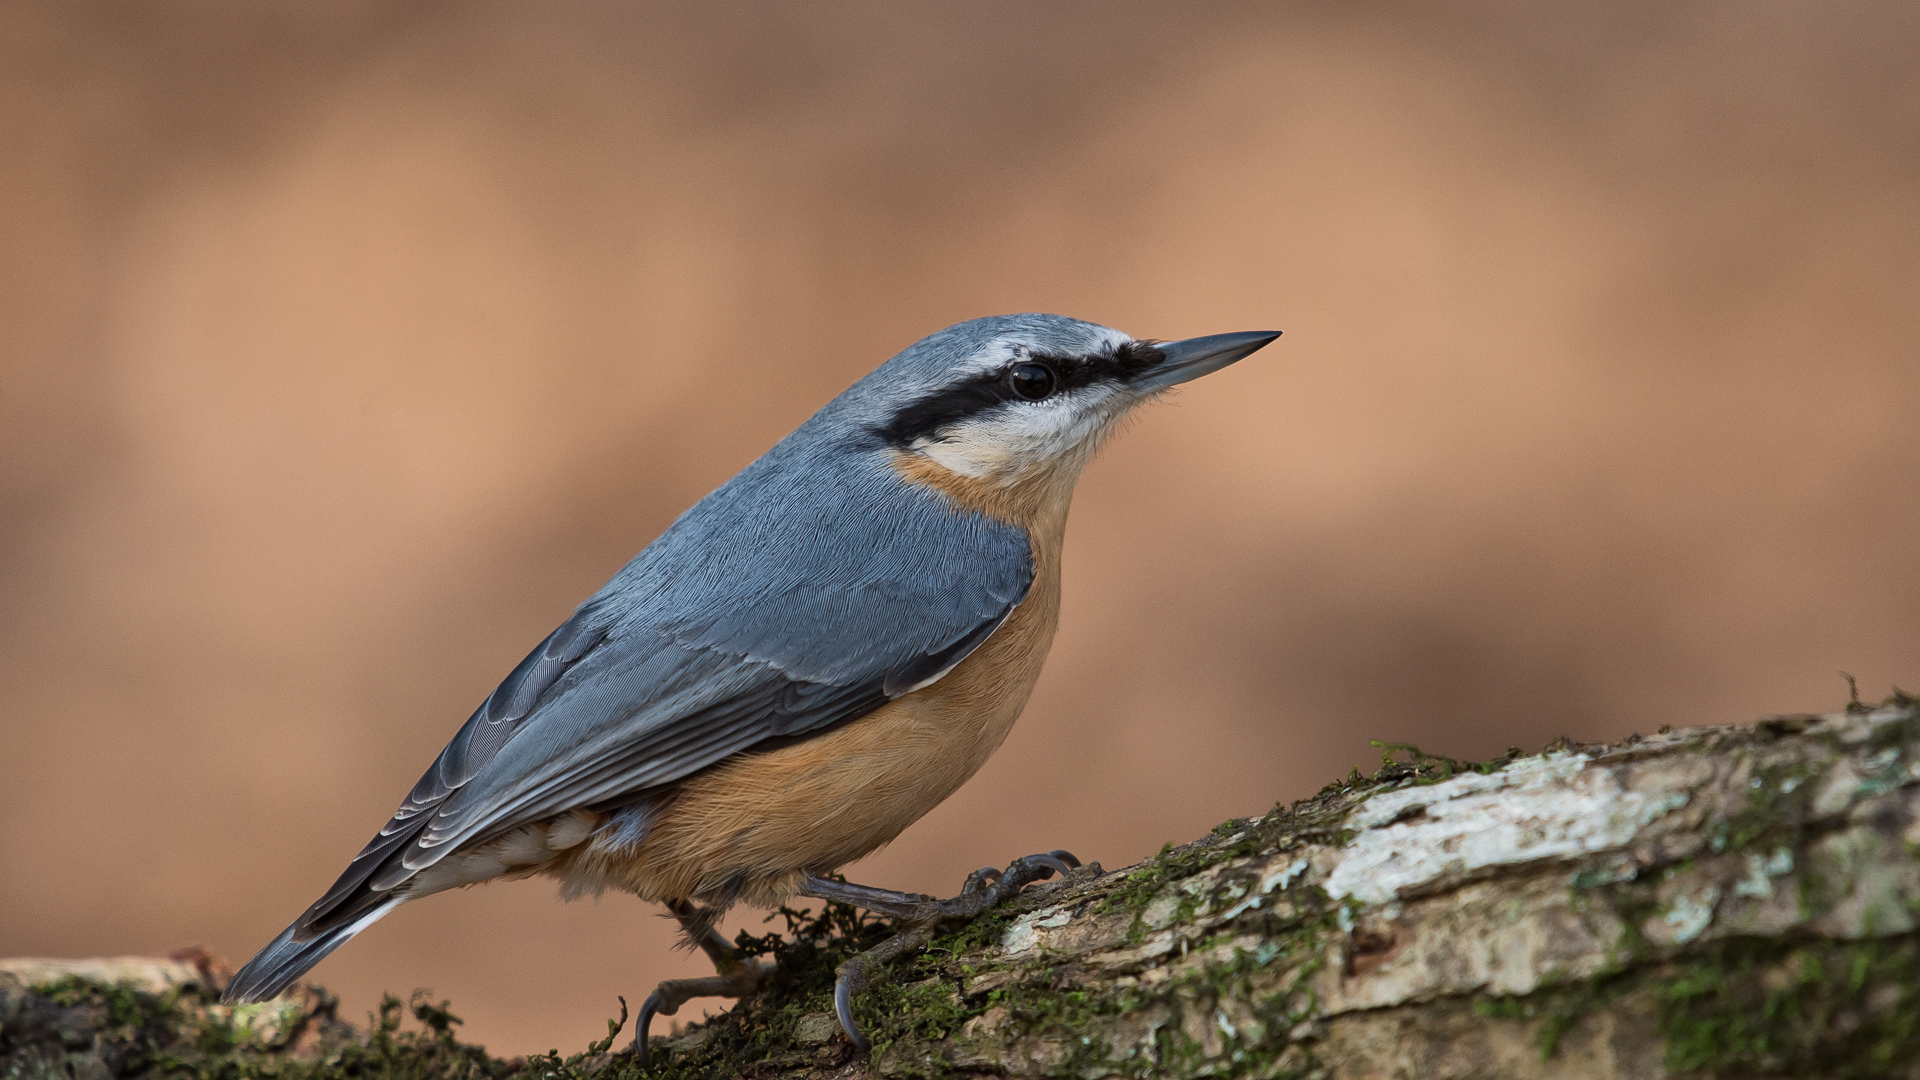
left=222, top=314, right=1279, bottom=1055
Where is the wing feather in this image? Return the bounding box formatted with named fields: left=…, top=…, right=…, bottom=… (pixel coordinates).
left=297, top=606, right=611, bottom=931
left=297, top=452, right=1031, bottom=937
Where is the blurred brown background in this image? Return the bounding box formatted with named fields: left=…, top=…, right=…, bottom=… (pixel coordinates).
left=4, top=0, right=1919, bottom=1056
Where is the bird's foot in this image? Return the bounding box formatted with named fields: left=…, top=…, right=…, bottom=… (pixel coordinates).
left=633, top=959, right=768, bottom=1066
left=800, top=850, right=1091, bottom=1052
left=635, top=901, right=771, bottom=1067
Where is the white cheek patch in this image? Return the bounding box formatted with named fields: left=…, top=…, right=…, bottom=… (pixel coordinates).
left=912, top=385, right=1130, bottom=480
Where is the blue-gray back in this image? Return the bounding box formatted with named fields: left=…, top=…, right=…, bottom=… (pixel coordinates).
left=291, top=317, right=1076, bottom=935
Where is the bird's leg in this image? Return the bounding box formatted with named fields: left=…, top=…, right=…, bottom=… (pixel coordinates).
left=799, top=850, right=1086, bottom=1052
left=634, top=899, right=770, bottom=1066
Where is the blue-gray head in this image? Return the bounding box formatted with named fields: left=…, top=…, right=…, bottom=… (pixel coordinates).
left=818, top=314, right=1280, bottom=490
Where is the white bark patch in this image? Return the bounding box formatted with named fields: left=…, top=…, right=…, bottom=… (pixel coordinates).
left=1218, top=857, right=1310, bottom=921
left=1734, top=847, right=1794, bottom=899
left=1324, top=752, right=1692, bottom=906
left=1661, top=884, right=1721, bottom=944
left=1000, top=907, right=1074, bottom=956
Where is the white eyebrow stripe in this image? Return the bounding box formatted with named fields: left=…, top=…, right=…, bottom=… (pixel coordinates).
left=951, top=340, right=1024, bottom=378
left=948, top=327, right=1137, bottom=378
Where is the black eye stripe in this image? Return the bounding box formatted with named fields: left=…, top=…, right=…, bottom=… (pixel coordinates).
left=871, top=341, right=1164, bottom=447
left=872, top=371, right=1017, bottom=447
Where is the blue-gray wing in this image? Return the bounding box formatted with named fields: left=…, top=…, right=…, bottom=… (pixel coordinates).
left=295, top=457, right=1029, bottom=938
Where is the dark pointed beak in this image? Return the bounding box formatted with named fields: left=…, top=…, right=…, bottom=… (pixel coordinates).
left=1134, top=330, right=1281, bottom=392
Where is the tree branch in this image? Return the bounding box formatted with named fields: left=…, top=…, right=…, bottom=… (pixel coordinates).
left=10, top=699, right=1920, bottom=1078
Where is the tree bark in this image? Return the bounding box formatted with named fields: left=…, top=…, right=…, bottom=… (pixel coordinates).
left=9, top=701, right=1920, bottom=1079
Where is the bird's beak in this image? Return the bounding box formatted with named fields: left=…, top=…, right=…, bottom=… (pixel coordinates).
left=1132, top=330, right=1282, bottom=392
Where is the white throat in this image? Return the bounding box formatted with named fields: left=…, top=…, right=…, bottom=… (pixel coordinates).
left=909, top=386, right=1132, bottom=484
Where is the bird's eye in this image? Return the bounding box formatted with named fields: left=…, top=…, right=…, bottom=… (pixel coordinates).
left=1007, top=362, right=1058, bottom=401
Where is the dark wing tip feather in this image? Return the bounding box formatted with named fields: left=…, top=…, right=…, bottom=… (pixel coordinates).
left=222, top=906, right=387, bottom=1004
left=296, top=803, right=434, bottom=933
left=296, top=611, right=610, bottom=932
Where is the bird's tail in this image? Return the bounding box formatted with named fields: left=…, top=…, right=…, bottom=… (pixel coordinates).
left=220, top=897, right=401, bottom=1004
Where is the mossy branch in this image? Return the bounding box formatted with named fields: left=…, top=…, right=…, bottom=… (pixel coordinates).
left=12, top=696, right=1920, bottom=1078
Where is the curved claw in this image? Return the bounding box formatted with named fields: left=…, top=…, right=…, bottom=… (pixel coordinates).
left=962, top=866, right=1003, bottom=895
left=634, top=990, right=664, bottom=1066
left=834, top=975, right=871, bottom=1052
left=802, top=849, right=1088, bottom=1058
left=1023, top=851, right=1077, bottom=879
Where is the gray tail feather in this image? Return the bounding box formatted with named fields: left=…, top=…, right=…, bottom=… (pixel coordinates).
left=221, top=897, right=400, bottom=1004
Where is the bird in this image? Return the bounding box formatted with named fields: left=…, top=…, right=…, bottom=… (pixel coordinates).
left=220, top=313, right=1279, bottom=1057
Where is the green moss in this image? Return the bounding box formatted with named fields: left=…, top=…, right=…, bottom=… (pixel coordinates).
left=1656, top=937, right=1920, bottom=1076
left=1094, top=841, right=1195, bottom=920
left=1706, top=753, right=1828, bottom=857
left=1473, top=974, right=1631, bottom=1060
left=2, top=976, right=509, bottom=1080
left=964, top=887, right=1341, bottom=1080
left=646, top=863, right=1344, bottom=1080
left=636, top=900, right=899, bottom=1080
left=1366, top=741, right=1522, bottom=785
left=983, top=973, right=1136, bottom=1074
left=1467, top=935, right=1920, bottom=1074
left=1154, top=898, right=1338, bottom=1078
